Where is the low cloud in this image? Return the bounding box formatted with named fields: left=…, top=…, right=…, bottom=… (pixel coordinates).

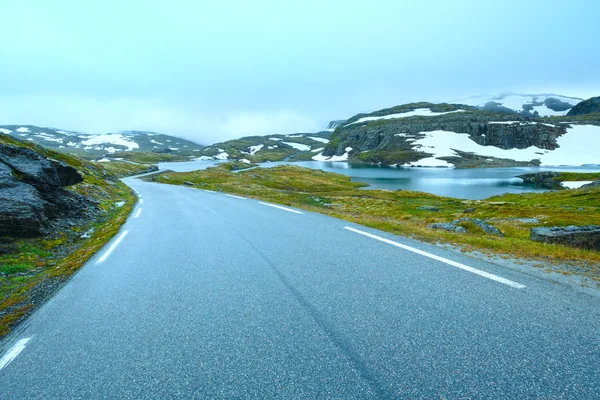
left=0, top=94, right=321, bottom=145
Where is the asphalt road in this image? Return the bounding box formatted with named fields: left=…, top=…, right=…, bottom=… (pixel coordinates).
left=1, top=178, right=599, bottom=399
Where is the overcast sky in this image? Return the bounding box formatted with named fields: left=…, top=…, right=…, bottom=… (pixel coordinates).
left=1, top=0, right=599, bottom=144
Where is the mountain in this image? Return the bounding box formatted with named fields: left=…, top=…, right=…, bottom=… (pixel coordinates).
left=450, top=93, right=583, bottom=117
left=315, top=101, right=600, bottom=168
left=0, top=125, right=204, bottom=159
left=194, top=132, right=332, bottom=163
left=567, top=96, right=600, bottom=116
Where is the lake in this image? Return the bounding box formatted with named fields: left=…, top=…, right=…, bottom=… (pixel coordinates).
left=158, top=160, right=600, bottom=200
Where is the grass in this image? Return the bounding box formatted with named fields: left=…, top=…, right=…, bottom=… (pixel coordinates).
left=111, top=151, right=190, bottom=164
left=146, top=165, right=600, bottom=282
left=552, top=172, right=600, bottom=182
left=0, top=135, right=139, bottom=338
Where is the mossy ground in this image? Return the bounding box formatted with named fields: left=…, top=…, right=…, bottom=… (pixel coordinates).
left=147, top=165, right=600, bottom=282
left=0, top=135, right=142, bottom=338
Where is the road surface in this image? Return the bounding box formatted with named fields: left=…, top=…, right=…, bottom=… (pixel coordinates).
left=1, top=178, right=599, bottom=398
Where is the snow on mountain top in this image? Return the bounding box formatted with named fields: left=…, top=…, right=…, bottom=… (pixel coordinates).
left=0, top=128, right=11, bottom=134
left=81, top=133, right=139, bottom=151
left=16, top=127, right=30, bottom=133
left=450, top=93, right=583, bottom=117
left=347, top=108, right=466, bottom=126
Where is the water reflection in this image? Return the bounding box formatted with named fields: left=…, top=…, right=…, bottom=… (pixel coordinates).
left=157, top=159, right=600, bottom=200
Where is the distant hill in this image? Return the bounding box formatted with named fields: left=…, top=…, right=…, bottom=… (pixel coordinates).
left=450, top=93, right=583, bottom=117
left=195, top=132, right=332, bottom=163
left=567, top=96, right=600, bottom=116
left=0, top=125, right=204, bottom=160
left=314, top=101, right=600, bottom=168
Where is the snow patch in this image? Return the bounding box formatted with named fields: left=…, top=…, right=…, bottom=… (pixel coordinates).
left=312, top=147, right=352, bottom=162
left=311, top=147, right=325, bottom=153
left=308, top=136, right=329, bottom=143
left=16, top=127, right=30, bottom=133
left=348, top=108, right=465, bottom=126
left=96, top=158, right=111, bottom=162
left=82, top=134, right=139, bottom=151
left=248, top=144, right=263, bottom=155
left=561, top=181, right=594, bottom=189
left=150, top=139, right=164, bottom=145
left=0, top=128, right=12, bottom=134
left=240, top=159, right=251, bottom=164
left=282, top=142, right=310, bottom=151
left=214, top=152, right=229, bottom=160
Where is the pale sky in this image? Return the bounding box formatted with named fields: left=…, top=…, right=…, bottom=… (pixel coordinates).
left=1, top=0, right=599, bottom=144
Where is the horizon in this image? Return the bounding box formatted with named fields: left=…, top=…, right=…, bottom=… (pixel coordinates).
left=1, top=0, right=599, bottom=144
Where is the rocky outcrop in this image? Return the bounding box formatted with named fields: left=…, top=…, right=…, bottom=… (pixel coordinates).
left=0, top=144, right=94, bottom=238
left=530, top=226, right=600, bottom=251
left=517, top=172, right=563, bottom=189
left=321, top=103, right=567, bottom=165
left=429, top=218, right=503, bottom=236
left=567, top=96, right=600, bottom=116
left=582, top=180, right=600, bottom=189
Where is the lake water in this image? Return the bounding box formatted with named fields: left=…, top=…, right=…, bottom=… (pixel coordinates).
left=158, top=160, right=600, bottom=200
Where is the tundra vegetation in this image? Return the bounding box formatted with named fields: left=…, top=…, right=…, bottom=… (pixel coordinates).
left=147, top=163, right=600, bottom=282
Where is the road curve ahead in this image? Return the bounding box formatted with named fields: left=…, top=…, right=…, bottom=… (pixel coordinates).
left=1, top=178, right=599, bottom=399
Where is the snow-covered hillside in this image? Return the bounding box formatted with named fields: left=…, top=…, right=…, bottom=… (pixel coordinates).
left=451, top=93, right=583, bottom=116
left=402, top=124, right=600, bottom=167
left=0, top=125, right=203, bottom=156
left=346, top=108, right=466, bottom=126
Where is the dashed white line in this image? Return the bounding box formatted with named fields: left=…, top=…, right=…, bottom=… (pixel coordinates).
left=225, top=194, right=246, bottom=200
left=97, top=230, right=129, bottom=263
left=0, top=338, right=31, bottom=370
left=259, top=202, right=303, bottom=214
left=344, top=227, right=526, bottom=289
left=134, top=208, right=142, bottom=218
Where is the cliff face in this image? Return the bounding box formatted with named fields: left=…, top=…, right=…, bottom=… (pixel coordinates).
left=317, top=102, right=599, bottom=167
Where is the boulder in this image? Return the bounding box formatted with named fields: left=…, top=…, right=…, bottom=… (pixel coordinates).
left=453, top=218, right=504, bottom=236
left=0, top=143, right=92, bottom=238
left=0, top=145, right=83, bottom=189
left=429, top=223, right=467, bottom=233
left=417, top=205, right=439, bottom=211
left=517, top=172, right=562, bottom=189
left=530, top=226, right=600, bottom=251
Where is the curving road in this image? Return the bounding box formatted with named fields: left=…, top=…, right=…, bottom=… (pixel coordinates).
left=0, top=177, right=599, bottom=398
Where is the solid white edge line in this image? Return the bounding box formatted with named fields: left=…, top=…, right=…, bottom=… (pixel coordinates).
left=97, top=230, right=129, bottom=263
left=225, top=194, right=246, bottom=200
left=344, top=227, right=526, bottom=289
left=0, top=338, right=31, bottom=370
left=134, top=208, right=142, bottom=218
left=259, top=202, right=303, bottom=214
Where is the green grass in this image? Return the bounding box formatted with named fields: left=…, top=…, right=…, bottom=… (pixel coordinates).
left=0, top=135, right=138, bottom=338
left=553, top=172, right=600, bottom=182
left=111, top=151, right=189, bottom=164
left=145, top=165, right=600, bottom=282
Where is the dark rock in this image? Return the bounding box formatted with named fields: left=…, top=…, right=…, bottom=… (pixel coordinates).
left=566, top=96, right=600, bottom=116
left=430, top=223, right=467, bottom=233
left=463, top=208, right=476, bottom=213
left=452, top=218, right=504, bottom=236
left=183, top=181, right=194, bottom=186
left=517, top=172, right=563, bottom=189
left=530, top=226, right=600, bottom=251
left=0, top=145, right=83, bottom=190
left=581, top=180, right=600, bottom=189
left=0, top=143, right=94, bottom=238
left=417, top=206, right=439, bottom=211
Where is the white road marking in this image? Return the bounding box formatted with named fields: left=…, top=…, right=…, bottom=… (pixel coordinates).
left=0, top=338, right=31, bottom=370
left=134, top=208, right=142, bottom=218
left=225, top=194, right=246, bottom=200
left=344, top=227, right=526, bottom=289
left=259, top=202, right=304, bottom=214
left=139, top=199, right=144, bottom=204
left=97, top=230, right=129, bottom=263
